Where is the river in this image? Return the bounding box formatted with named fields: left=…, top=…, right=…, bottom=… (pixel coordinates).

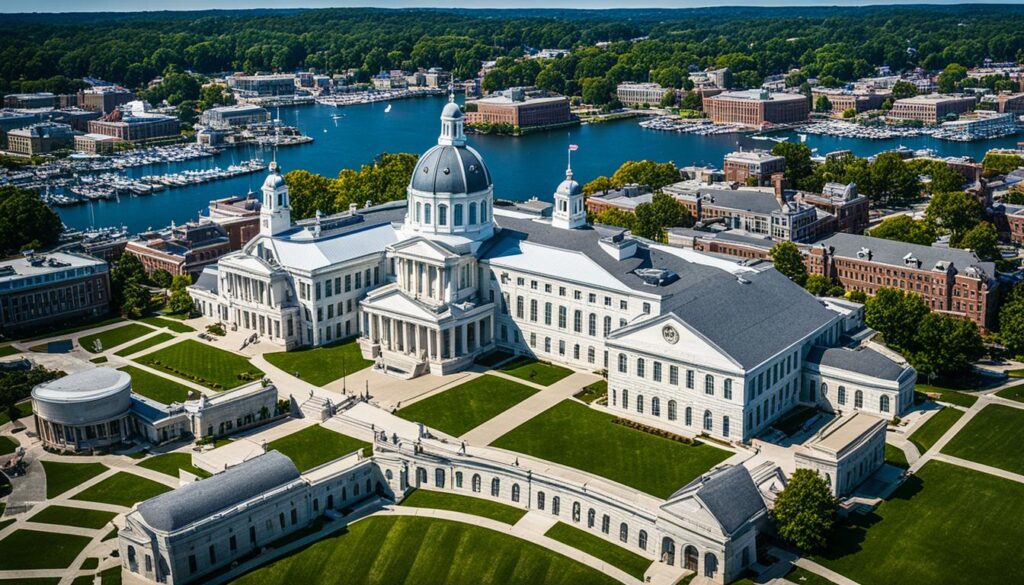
left=57, top=94, right=1024, bottom=233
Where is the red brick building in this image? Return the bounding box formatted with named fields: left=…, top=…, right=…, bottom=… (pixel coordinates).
left=704, top=90, right=809, bottom=128
left=125, top=222, right=233, bottom=280
left=722, top=150, right=786, bottom=185
left=466, top=95, right=572, bottom=129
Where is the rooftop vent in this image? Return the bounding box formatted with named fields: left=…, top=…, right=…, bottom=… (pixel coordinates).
left=635, top=268, right=679, bottom=287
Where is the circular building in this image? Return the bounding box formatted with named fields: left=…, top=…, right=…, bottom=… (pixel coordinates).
left=32, top=367, right=132, bottom=453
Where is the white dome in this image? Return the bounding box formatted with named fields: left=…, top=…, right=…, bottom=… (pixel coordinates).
left=441, top=100, right=463, bottom=119
left=263, top=161, right=285, bottom=190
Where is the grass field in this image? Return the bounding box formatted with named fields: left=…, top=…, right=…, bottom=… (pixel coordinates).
left=908, top=407, right=963, bottom=454
left=139, top=339, right=263, bottom=390
left=0, top=530, right=93, bottom=570
left=118, top=365, right=193, bottom=404
left=114, top=332, right=174, bottom=357
left=266, top=425, right=370, bottom=472
left=19, top=316, right=123, bottom=342
left=941, top=404, right=1024, bottom=476
left=41, top=461, right=107, bottom=498
left=884, top=443, right=909, bottom=469
left=263, top=338, right=371, bottom=386
left=498, top=357, right=573, bottom=386
left=0, top=401, right=32, bottom=426
left=79, top=323, right=154, bottom=354
left=493, top=401, right=731, bottom=498
left=915, top=384, right=979, bottom=408
left=139, top=316, right=195, bottom=333
left=995, top=382, right=1024, bottom=403
left=397, top=375, right=538, bottom=436
left=574, top=380, right=607, bottom=404
left=232, top=516, right=618, bottom=585
left=475, top=349, right=514, bottom=368
left=28, top=505, right=116, bottom=529
left=400, top=489, right=526, bottom=524
left=815, top=461, right=1024, bottom=585
left=785, top=566, right=837, bottom=585
left=0, top=436, right=17, bottom=455
left=544, top=522, right=651, bottom=580
left=137, top=452, right=211, bottom=479
left=72, top=472, right=171, bottom=507
left=0, top=345, right=19, bottom=357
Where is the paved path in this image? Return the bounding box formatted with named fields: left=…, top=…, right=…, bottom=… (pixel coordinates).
left=460, top=371, right=600, bottom=445
left=931, top=453, right=1024, bottom=484
left=769, top=547, right=861, bottom=585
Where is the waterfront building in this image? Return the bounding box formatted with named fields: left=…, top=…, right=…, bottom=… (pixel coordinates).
left=74, top=132, right=122, bottom=155
left=466, top=91, right=572, bottom=129
left=77, top=86, right=134, bottom=114
left=3, top=92, right=57, bottom=109
left=226, top=74, right=296, bottom=98
left=939, top=111, right=1016, bottom=140
left=584, top=184, right=653, bottom=215
left=689, top=68, right=731, bottom=89
left=126, top=221, right=234, bottom=279
left=425, top=67, right=451, bottom=89
left=0, top=110, right=39, bottom=148
left=372, top=72, right=408, bottom=91
left=0, top=251, right=109, bottom=335
left=616, top=82, right=673, bottom=107
left=88, top=103, right=180, bottom=142
left=704, top=90, right=809, bottom=129
left=206, top=195, right=261, bottom=250
left=996, top=91, right=1024, bottom=114
left=199, top=104, right=270, bottom=128
left=794, top=410, right=887, bottom=497
left=722, top=150, right=786, bottom=186
left=887, top=94, right=976, bottom=124
left=810, top=88, right=889, bottom=114
left=5, top=121, right=73, bottom=155
left=43, top=107, right=102, bottom=132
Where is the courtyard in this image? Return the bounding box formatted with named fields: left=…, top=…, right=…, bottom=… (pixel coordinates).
left=264, top=338, right=371, bottom=386
left=266, top=425, right=370, bottom=472
left=139, top=339, right=264, bottom=390
left=397, top=374, right=539, bottom=437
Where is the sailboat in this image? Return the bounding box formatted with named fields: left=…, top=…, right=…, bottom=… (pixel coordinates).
left=798, top=134, right=808, bottom=143
left=384, top=103, right=392, bottom=113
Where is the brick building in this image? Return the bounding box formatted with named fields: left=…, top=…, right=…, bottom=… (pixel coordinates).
left=585, top=184, right=653, bottom=215
left=77, top=86, right=134, bottom=114
left=6, top=122, right=74, bottom=155
left=0, top=252, right=110, bottom=335
left=466, top=93, right=572, bottom=129
left=88, top=108, right=179, bottom=142
left=206, top=195, right=262, bottom=250
left=722, top=150, right=786, bottom=185
left=125, top=222, right=233, bottom=279
left=887, top=94, right=976, bottom=124
left=704, top=90, right=809, bottom=128
left=794, top=182, right=870, bottom=234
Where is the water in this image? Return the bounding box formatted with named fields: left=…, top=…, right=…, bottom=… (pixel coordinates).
left=57, top=94, right=1024, bottom=233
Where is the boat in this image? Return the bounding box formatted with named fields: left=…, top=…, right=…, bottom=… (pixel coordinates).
left=385, top=103, right=392, bottom=113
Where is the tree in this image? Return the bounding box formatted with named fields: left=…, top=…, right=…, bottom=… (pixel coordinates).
left=864, top=287, right=929, bottom=350
left=659, top=89, right=676, bottom=109
left=867, top=152, right=920, bottom=206
left=890, top=80, right=919, bottom=100
left=957, top=222, right=1000, bottom=261
left=868, top=215, right=937, bottom=246
left=150, top=269, right=173, bottom=288
left=925, top=191, right=982, bottom=246
left=981, top=153, right=1024, bottom=176
left=772, top=469, right=839, bottom=552
left=121, top=281, right=149, bottom=319
left=168, top=274, right=194, bottom=315
left=842, top=108, right=856, bottom=119
left=198, top=83, right=235, bottom=111
left=609, top=160, right=680, bottom=190
left=0, top=186, right=63, bottom=254
left=632, top=193, right=691, bottom=242
left=284, top=169, right=337, bottom=220
left=814, top=94, right=832, bottom=113
left=1000, top=293, right=1024, bottom=358
left=768, top=242, right=807, bottom=286
left=937, top=63, right=968, bottom=94
left=110, top=252, right=147, bottom=315
left=771, top=142, right=813, bottom=188
left=593, top=208, right=635, bottom=230
left=804, top=274, right=835, bottom=296
left=0, top=366, right=64, bottom=423
left=583, top=176, right=615, bottom=196
left=911, top=313, right=984, bottom=379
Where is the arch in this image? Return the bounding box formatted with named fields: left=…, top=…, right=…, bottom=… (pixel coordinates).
left=705, top=374, right=715, bottom=395
left=661, top=537, right=676, bottom=566
left=704, top=552, right=718, bottom=578
left=703, top=409, right=713, bottom=431
left=415, top=201, right=421, bottom=222
left=435, top=468, right=445, bottom=488
left=685, top=406, right=693, bottom=426
left=820, top=382, right=828, bottom=397
left=480, top=201, right=488, bottom=222
left=723, top=415, right=730, bottom=438
left=637, top=358, right=646, bottom=377
left=471, top=473, right=481, bottom=493
left=552, top=496, right=560, bottom=516
left=491, top=477, right=500, bottom=497
left=587, top=508, right=596, bottom=528
left=438, top=204, right=448, bottom=226
left=601, top=514, right=610, bottom=534
left=668, top=400, right=677, bottom=421
left=327, top=494, right=334, bottom=509
left=454, top=203, right=464, bottom=226
left=511, top=483, right=520, bottom=502
left=572, top=501, right=581, bottom=522
left=855, top=389, right=864, bottom=409
left=724, top=379, right=733, bottom=399
left=838, top=385, right=847, bottom=405
left=385, top=469, right=393, bottom=481
left=684, top=545, right=699, bottom=571
left=617, top=353, right=627, bottom=373
left=455, top=471, right=463, bottom=488
left=469, top=201, right=478, bottom=225
left=416, top=467, right=427, bottom=486
left=424, top=203, right=432, bottom=224
left=880, top=395, right=891, bottom=413
left=537, top=491, right=546, bottom=510
left=619, top=522, right=629, bottom=543
left=652, top=397, right=661, bottom=417
left=636, top=394, right=644, bottom=414
left=589, top=313, right=597, bottom=336
left=638, top=530, right=648, bottom=551
left=622, top=388, right=629, bottom=408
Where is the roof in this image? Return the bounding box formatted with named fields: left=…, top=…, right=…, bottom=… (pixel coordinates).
left=193, top=266, right=219, bottom=294
left=32, top=368, right=130, bottom=403
left=137, top=450, right=301, bottom=533
left=814, top=232, right=994, bottom=276
left=805, top=345, right=909, bottom=381
left=410, top=144, right=491, bottom=195
left=665, top=465, right=765, bottom=535
left=693, top=188, right=782, bottom=215
left=806, top=411, right=886, bottom=454
left=0, top=252, right=106, bottom=281
left=709, top=90, right=807, bottom=103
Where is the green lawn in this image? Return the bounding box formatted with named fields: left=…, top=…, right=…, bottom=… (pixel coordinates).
left=41, top=461, right=108, bottom=498
left=28, top=505, right=116, bottom=529
left=815, top=461, right=1024, bottom=585
left=941, top=404, right=1024, bottom=475
left=474, top=349, right=514, bottom=368
left=266, top=425, right=370, bottom=472
left=79, top=323, right=154, bottom=354
left=915, top=383, right=979, bottom=408
left=574, top=379, right=607, bottom=404
left=908, top=407, right=964, bottom=454
left=785, top=566, right=837, bottom=585
left=995, top=382, right=1024, bottom=403
left=137, top=452, right=211, bottom=479
left=263, top=338, right=371, bottom=386
left=397, top=374, right=539, bottom=437
left=544, top=522, right=652, bottom=580
left=119, top=365, right=193, bottom=404
left=0, top=436, right=17, bottom=455
left=0, top=345, right=19, bottom=357
left=139, top=315, right=195, bottom=333
left=72, top=472, right=171, bottom=507
left=28, top=340, right=69, bottom=353
left=0, top=530, right=93, bottom=570
left=884, top=443, right=909, bottom=469
left=493, top=401, right=732, bottom=498
left=400, top=489, right=526, bottom=524
left=232, top=516, right=618, bottom=585
left=90, top=356, right=108, bottom=364
left=114, top=332, right=174, bottom=357
left=81, top=558, right=99, bottom=570
left=0, top=401, right=32, bottom=425
left=139, top=339, right=263, bottom=390
left=498, top=356, right=574, bottom=386
left=19, top=315, right=123, bottom=342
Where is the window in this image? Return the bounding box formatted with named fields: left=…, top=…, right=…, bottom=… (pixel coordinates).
left=558, top=306, right=567, bottom=328
left=424, top=203, right=432, bottom=224
left=723, top=415, right=730, bottom=438
left=544, top=302, right=552, bottom=325
left=587, top=508, right=596, bottom=528
left=601, top=514, right=610, bottom=534
left=491, top=477, right=500, bottom=497
left=638, top=530, right=648, bottom=551
left=724, top=379, right=733, bottom=400
left=618, top=354, right=627, bottom=373
left=512, top=483, right=520, bottom=502
left=572, top=502, right=581, bottom=522
left=622, top=389, right=629, bottom=408
left=438, top=204, right=448, bottom=226
left=705, top=375, right=714, bottom=395
left=637, top=358, right=645, bottom=378
left=652, top=397, right=661, bottom=417
left=574, top=310, right=582, bottom=332
left=552, top=496, right=560, bottom=516
left=530, top=300, right=538, bottom=321
left=588, top=313, right=597, bottom=336
left=880, top=395, right=890, bottom=413
left=855, top=389, right=864, bottom=409
left=587, top=347, right=595, bottom=363
left=619, top=523, right=629, bottom=543
left=455, top=471, right=463, bottom=488
left=669, top=366, right=679, bottom=385
left=454, top=204, right=463, bottom=226
left=516, top=296, right=524, bottom=318
left=537, top=491, right=546, bottom=510
left=838, top=386, right=847, bottom=405
left=668, top=400, right=677, bottom=421
left=686, top=370, right=694, bottom=389
left=209, top=544, right=217, bottom=564
left=603, top=316, right=612, bottom=336
left=620, top=300, right=628, bottom=310
left=685, top=407, right=692, bottom=426
left=436, top=468, right=445, bottom=488
left=472, top=474, right=481, bottom=493
left=653, top=362, right=662, bottom=382
left=469, top=202, right=477, bottom=224
left=636, top=394, right=644, bottom=413
left=703, top=410, right=713, bottom=431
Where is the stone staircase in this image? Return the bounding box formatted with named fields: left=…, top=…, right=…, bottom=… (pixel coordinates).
left=375, top=349, right=430, bottom=380
left=297, top=395, right=334, bottom=421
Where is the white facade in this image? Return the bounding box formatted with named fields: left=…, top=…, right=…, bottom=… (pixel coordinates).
left=794, top=411, right=887, bottom=496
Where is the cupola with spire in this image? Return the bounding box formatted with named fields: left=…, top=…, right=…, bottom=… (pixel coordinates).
left=260, top=159, right=291, bottom=237
left=552, top=147, right=586, bottom=230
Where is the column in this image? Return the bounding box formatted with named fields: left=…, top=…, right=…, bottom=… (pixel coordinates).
left=461, top=324, right=468, bottom=356
left=430, top=329, right=438, bottom=360
left=476, top=320, right=483, bottom=350
left=447, top=328, right=455, bottom=359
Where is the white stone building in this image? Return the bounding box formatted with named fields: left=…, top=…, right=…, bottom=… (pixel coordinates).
left=794, top=411, right=887, bottom=496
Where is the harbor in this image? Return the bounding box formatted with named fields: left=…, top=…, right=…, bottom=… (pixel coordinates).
left=315, top=87, right=445, bottom=108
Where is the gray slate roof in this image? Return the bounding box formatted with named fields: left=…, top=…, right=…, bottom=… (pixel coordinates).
left=193, top=266, right=218, bottom=294
left=410, top=144, right=491, bottom=194
left=814, top=232, right=994, bottom=276
left=670, top=465, right=765, bottom=535
left=806, top=345, right=909, bottom=381
left=137, top=451, right=300, bottom=533
left=697, top=188, right=781, bottom=215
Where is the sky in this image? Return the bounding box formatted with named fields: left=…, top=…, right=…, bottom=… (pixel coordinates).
left=3, top=0, right=1020, bottom=13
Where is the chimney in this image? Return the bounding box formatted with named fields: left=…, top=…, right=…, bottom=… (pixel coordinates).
left=348, top=203, right=358, bottom=215
left=771, top=172, right=787, bottom=205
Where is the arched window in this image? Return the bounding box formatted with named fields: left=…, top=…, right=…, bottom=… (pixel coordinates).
left=438, top=204, right=448, bottom=226
left=415, top=202, right=421, bottom=222
left=685, top=407, right=693, bottom=426
left=636, top=394, right=644, bottom=414
left=471, top=474, right=481, bottom=493
left=416, top=467, right=427, bottom=486
left=724, top=379, right=733, bottom=400
left=588, top=313, right=597, bottom=336
left=552, top=496, right=560, bottom=516
left=587, top=508, right=596, bottom=528
left=537, top=491, right=546, bottom=510
left=619, top=523, right=629, bottom=543
left=703, top=409, right=713, bottom=431
left=638, top=530, right=648, bottom=551
left=481, top=201, right=488, bottom=222
left=601, top=514, right=610, bottom=534
left=838, top=386, right=847, bottom=405
left=637, top=358, right=646, bottom=378
left=855, top=390, right=864, bottom=409
left=455, top=471, right=463, bottom=488
left=652, top=397, right=661, bottom=417
left=705, top=374, right=715, bottom=395
left=469, top=202, right=478, bottom=225
left=603, top=316, right=612, bottom=336
left=587, top=346, right=595, bottom=363
left=572, top=502, right=581, bottom=522
left=435, top=468, right=445, bottom=488
left=880, top=395, right=890, bottom=413
left=424, top=203, right=432, bottom=224
left=723, top=415, right=730, bottom=438
left=821, top=382, right=828, bottom=396
left=574, top=310, right=582, bottom=332
left=511, top=483, right=520, bottom=502
left=491, top=477, right=500, bottom=497
left=385, top=469, right=393, bottom=481
left=668, top=400, right=677, bottom=421
left=618, top=354, right=627, bottom=373
left=454, top=204, right=463, bottom=226
left=622, top=389, right=629, bottom=408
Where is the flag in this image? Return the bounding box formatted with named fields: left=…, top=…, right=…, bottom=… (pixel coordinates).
left=568, top=144, right=579, bottom=151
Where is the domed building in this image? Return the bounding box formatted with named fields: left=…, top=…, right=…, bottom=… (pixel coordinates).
left=32, top=368, right=133, bottom=452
